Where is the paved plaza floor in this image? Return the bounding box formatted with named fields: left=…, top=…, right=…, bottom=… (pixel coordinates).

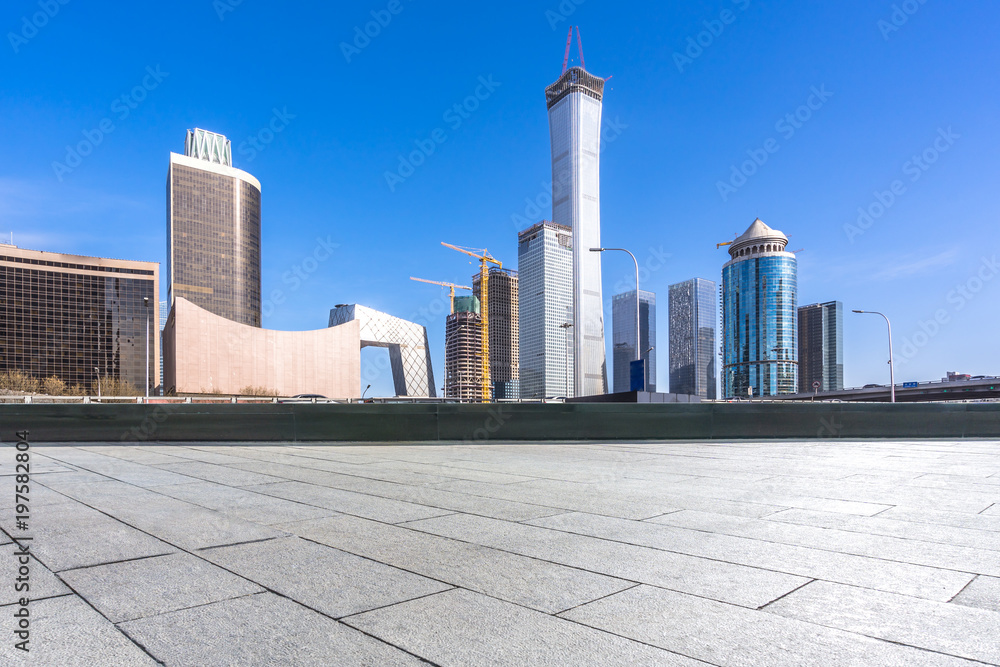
left=2, top=439, right=1000, bottom=665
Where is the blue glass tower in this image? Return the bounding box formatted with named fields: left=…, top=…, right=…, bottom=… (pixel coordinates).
left=722, top=219, right=798, bottom=398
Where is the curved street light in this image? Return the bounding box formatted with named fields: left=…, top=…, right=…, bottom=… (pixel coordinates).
left=853, top=309, right=895, bottom=403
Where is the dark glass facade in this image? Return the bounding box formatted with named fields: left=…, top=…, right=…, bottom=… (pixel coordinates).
left=723, top=255, right=798, bottom=398
left=612, top=290, right=656, bottom=393
left=669, top=279, right=717, bottom=399
left=798, top=301, right=844, bottom=393
left=474, top=268, right=520, bottom=401
left=167, top=155, right=261, bottom=327
left=0, top=248, right=158, bottom=391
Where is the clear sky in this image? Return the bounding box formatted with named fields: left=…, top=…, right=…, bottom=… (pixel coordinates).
left=3, top=0, right=998, bottom=397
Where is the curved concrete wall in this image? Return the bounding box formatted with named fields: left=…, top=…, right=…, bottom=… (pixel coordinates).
left=164, top=297, right=360, bottom=397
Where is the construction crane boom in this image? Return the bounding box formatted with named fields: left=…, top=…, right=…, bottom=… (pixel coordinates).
left=561, top=27, right=573, bottom=74
left=409, top=277, right=471, bottom=314
left=441, top=242, right=502, bottom=403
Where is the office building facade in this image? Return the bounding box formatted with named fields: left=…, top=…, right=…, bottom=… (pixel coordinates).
left=669, top=279, right=717, bottom=399
left=612, top=289, right=656, bottom=393
left=722, top=219, right=798, bottom=398
left=518, top=221, right=573, bottom=398
left=798, top=301, right=844, bottom=393
left=167, top=128, right=262, bottom=327
left=0, top=244, right=159, bottom=392
left=445, top=296, right=483, bottom=401
left=473, top=267, right=519, bottom=400
left=546, top=64, right=608, bottom=396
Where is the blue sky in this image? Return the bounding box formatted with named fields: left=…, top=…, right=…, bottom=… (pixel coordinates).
left=3, top=0, right=998, bottom=397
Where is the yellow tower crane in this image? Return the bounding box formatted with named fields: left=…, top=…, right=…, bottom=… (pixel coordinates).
left=441, top=242, right=502, bottom=403
left=409, top=277, right=472, bottom=314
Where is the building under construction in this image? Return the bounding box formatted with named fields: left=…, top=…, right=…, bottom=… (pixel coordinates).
left=473, top=267, right=519, bottom=400
left=444, top=296, right=483, bottom=401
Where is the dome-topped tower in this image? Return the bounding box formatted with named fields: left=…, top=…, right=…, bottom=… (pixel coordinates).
left=721, top=218, right=798, bottom=398
left=728, top=218, right=790, bottom=260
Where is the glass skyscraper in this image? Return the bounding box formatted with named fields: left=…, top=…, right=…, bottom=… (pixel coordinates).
left=167, top=128, right=262, bottom=327
left=669, top=278, right=717, bottom=399
left=0, top=244, right=159, bottom=392
left=722, top=219, right=798, bottom=398
left=518, top=221, right=573, bottom=398
left=612, top=290, right=656, bottom=393
left=798, top=301, right=844, bottom=393
left=546, top=64, right=608, bottom=397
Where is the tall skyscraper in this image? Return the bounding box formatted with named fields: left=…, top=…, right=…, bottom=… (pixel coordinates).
left=518, top=220, right=573, bottom=399
left=722, top=219, right=798, bottom=398
left=167, top=128, right=262, bottom=327
left=546, top=43, right=608, bottom=397
left=669, top=278, right=717, bottom=399
left=612, top=290, right=656, bottom=393
left=445, top=296, right=483, bottom=401
left=0, top=243, right=159, bottom=392
left=474, top=267, right=520, bottom=400
left=798, top=301, right=844, bottom=393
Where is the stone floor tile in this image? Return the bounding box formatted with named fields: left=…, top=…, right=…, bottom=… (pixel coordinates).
left=951, top=575, right=1000, bottom=612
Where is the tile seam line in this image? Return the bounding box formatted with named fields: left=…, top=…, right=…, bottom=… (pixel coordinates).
left=756, top=608, right=1000, bottom=667
left=505, top=518, right=974, bottom=590
left=765, top=514, right=1000, bottom=551
left=243, top=473, right=569, bottom=518
left=643, top=518, right=991, bottom=576
left=288, top=530, right=637, bottom=607
left=341, top=588, right=719, bottom=667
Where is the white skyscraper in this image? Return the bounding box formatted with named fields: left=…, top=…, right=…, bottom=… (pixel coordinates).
left=545, top=39, right=608, bottom=396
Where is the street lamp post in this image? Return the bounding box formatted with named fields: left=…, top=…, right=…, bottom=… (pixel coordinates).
left=559, top=322, right=573, bottom=397
left=853, top=309, right=895, bottom=403
left=143, top=297, right=150, bottom=400
left=590, top=247, right=641, bottom=388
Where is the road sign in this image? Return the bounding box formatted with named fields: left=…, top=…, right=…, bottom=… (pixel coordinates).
left=903, top=382, right=919, bottom=388
left=812, top=381, right=821, bottom=390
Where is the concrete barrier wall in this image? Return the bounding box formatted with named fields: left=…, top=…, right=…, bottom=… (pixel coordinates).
left=1, top=402, right=999, bottom=443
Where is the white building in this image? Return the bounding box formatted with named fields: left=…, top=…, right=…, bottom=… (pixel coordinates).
left=545, top=65, right=608, bottom=396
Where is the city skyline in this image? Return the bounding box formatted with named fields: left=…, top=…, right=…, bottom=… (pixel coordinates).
left=4, top=2, right=997, bottom=396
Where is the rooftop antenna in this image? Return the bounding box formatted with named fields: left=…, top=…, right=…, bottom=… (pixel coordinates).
left=561, top=27, right=573, bottom=74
